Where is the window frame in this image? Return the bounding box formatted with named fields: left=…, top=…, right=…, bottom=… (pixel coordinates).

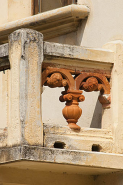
left=33, top=0, right=77, bottom=14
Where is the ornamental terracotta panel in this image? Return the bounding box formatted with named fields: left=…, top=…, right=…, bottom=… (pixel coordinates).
left=42, top=67, right=111, bottom=130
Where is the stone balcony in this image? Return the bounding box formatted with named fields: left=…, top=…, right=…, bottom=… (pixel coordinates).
left=0, top=28, right=123, bottom=175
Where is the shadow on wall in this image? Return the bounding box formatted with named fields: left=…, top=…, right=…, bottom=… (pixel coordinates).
left=76, top=19, right=88, bottom=46
left=90, top=99, right=102, bottom=128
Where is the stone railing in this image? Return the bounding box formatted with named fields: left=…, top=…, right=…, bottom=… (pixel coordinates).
left=0, top=28, right=114, bottom=151
left=1, top=28, right=123, bottom=174
left=0, top=29, right=113, bottom=147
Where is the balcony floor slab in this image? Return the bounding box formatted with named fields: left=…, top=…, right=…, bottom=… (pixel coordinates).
left=0, top=145, right=123, bottom=175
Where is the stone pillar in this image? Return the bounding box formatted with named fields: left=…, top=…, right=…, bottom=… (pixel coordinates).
left=100, top=44, right=113, bottom=130
left=103, top=41, right=123, bottom=153
left=8, top=29, right=43, bottom=146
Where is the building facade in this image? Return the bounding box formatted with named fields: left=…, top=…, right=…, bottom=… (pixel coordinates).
left=0, top=0, right=123, bottom=185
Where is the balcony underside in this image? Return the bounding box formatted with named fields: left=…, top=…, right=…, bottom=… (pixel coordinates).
left=0, top=145, right=123, bottom=175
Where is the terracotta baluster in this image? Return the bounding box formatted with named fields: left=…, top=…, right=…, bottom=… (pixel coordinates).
left=60, top=90, right=85, bottom=130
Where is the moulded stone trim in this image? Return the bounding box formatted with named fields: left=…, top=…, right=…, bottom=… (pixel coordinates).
left=0, top=145, right=123, bottom=175
left=0, top=5, right=89, bottom=44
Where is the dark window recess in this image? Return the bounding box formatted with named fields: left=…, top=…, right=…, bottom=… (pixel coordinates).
left=33, top=0, right=38, bottom=14
left=61, top=0, right=77, bottom=6
left=33, top=0, right=77, bottom=14
left=54, top=141, right=66, bottom=149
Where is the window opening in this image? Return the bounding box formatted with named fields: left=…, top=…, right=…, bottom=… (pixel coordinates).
left=33, top=0, right=77, bottom=14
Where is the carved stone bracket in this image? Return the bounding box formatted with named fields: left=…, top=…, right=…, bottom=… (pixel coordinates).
left=42, top=67, right=111, bottom=130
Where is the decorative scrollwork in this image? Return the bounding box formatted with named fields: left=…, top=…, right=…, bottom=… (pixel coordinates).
left=59, top=91, right=85, bottom=102
left=75, top=73, right=111, bottom=109
left=80, top=77, right=104, bottom=92
left=42, top=68, right=75, bottom=90
left=46, top=73, right=68, bottom=88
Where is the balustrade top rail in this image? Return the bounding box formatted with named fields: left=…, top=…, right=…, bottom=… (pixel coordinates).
left=0, top=41, right=114, bottom=72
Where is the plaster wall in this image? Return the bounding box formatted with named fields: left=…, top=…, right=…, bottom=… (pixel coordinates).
left=0, top=0, right=33, bottom=25
left=77, top=0, right=123, bottom=48
left=49, top=0, right=123, bottom=48
left=0, top=0, right=8, bottom=25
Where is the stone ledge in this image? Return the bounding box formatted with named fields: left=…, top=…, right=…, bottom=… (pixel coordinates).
left=43, top=124, right=113, bottom=152
left=0, top=41, right=114, bottom=74
left=44, top=41, right=114, bottom=64
left=43, top=124, right=113, bottom=139
left=43, top=42, right=114, bottom=76
left=0, top=145, right=123, bottom=175
left=0, top=5, right=89, bottom=44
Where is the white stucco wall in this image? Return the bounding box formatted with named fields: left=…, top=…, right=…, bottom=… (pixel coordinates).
left=77, top=0, right=123, bottom=48
left=49, top=0, right=123, bottom=48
